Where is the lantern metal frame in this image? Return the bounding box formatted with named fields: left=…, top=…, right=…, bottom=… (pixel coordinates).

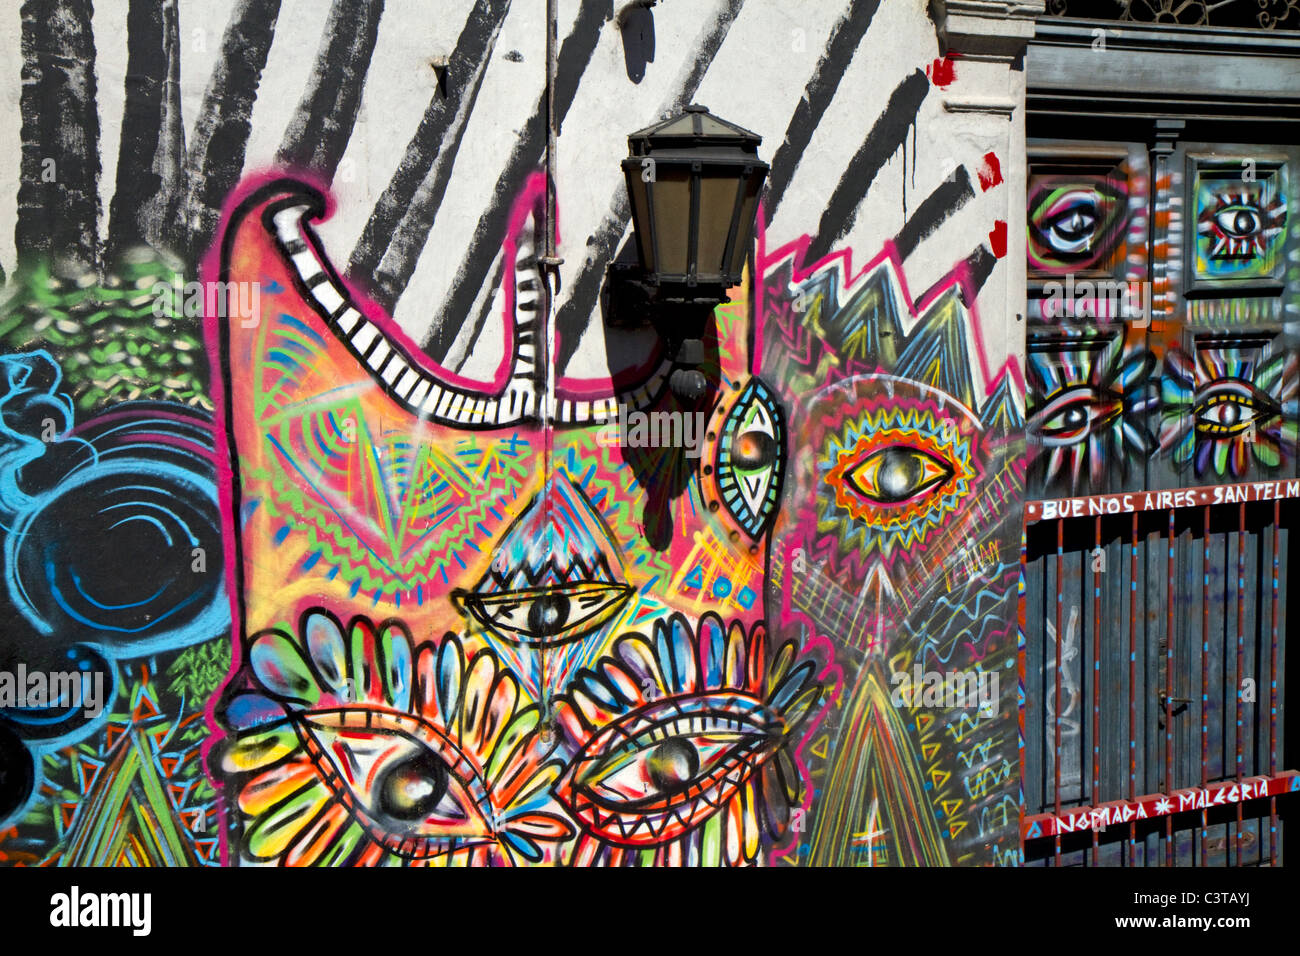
left=620, top=104, right=769, bottom=299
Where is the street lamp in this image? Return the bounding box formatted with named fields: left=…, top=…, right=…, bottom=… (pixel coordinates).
left=619, top=104, right=768, bottom=399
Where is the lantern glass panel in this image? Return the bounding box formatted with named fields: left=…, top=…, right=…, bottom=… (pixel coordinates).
left=698, top=170, right=741, bottom=278
left=727, top=171, right=764, bottom=278
left=627, top=172, right=655, bottom=272
left=652, top=167, right=692, bottom=277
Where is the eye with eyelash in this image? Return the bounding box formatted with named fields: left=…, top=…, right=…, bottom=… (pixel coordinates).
left=1196, top=187, right=1287, bottom=268
left=291, top=709, right=493, bottom=859
left=1213, top=204, right=1263, bottom=241
left=551, top=615, right=825, bottom=860
left=561, top=695, right=782, bottom=845
left=455, top=583, right=633, bottom=648
left=830, top=436, right=965, bottom=513
left=715, top=379, right=785, bottom=538
left=1032, top=385, right=1124, bottom=447
left=1192, top=379, right=1279, bottom=437
left=216, top=609, right=574, bottom=866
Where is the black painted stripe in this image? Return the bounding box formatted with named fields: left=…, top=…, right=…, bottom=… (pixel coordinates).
left=965, top=243, right=998, bottom=296
left=276, top=0, right=385, bottom=183
left=178, top=0, right=283, bottom=263
left=448, top=254, right=507, bottom=376
left=347, top=0, right=512, bottom=303
left=803, top=69, right=929, bottom=266
left=764, top=0, right=880, bottom=219
left=16, top=0, right=101, bottom=271
left=106, top=0, right=166, bottom=260
left=894, top=166, right=974, bottom=261
left=373, top=349, right=396, bottom=378
left=422, top=0, right=610, bottom=358
left=919, top=242, right=998, bottom=306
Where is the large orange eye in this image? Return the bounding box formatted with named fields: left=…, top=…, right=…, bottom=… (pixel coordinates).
left=846, top=446, right=953, bottom=504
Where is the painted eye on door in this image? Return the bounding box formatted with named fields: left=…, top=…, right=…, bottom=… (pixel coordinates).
left=1027, top=179, right=1125, bottom=271
left=1033, top=385, right=1123, bottom=446
left=1212, top=204, right=1263, bottom=240
left=1192, top=380, right=1279, bottom=437
left=1198, top=191, right=1284, bottom=262
left=715, top=379, right=785, bottom=538
left=1040, top=192, right=1099, bottom=252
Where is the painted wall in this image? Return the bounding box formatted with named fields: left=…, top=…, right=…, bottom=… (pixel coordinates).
left=0, top=0, right=1030, bottom=866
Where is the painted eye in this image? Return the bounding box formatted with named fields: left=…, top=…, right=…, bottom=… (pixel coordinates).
left=458, top=583, right=632, bottom=648
left=557, top=695, right=779, bottom=846
left=1043, top=197, right=1099, bottom=252
left=293, top=710, right=495, bottom=857
left=1027, top=179, right=1125, bottom=271
left=459, top=469, right=632, bottom=649
left=1192, top=380, right=1278, bottom=437
left=1033, top=385, right=1123, bottom=446
left=846, top=446, right=953, bottom=504
left=716, top=379, right=785, bottom=537
left=1197, top=189, right=1286, bottom=269
left=1214, top=205, right=1262, bottom=239
left=823, top=402, right=979, bottom=555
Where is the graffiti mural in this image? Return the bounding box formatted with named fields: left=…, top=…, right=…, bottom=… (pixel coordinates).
left=204, top=176, right=827, bottom=865
left=1, top=0, right=1031, bottom=867
left=755, top=231, right=1024, bottom=865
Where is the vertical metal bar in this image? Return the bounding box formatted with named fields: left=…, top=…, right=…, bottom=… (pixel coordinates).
left=543, top=0, right=558, bottom=268
left=538, top=0, right=561, bottom=726
left=1165, top=508, right=1175, bottom=866
left=1235, top=501, right=1246, bottom=867
left=1018, top=523, right=1028, bottom=868
left=1092, top=515, right=1102, bottom=867
left=1129, top=510, right=1138, bottom=865
left=1055, top=517, right=1064, bottom=866
left=1270, top=498, right=1279, bottom=866
left=1201, top=504, right=1210, bottom=866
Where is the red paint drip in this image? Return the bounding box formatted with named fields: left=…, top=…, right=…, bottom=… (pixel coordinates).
left=977, top=151, right=1003, bottom=191
left=926, top=54, right=957, bottom=88
left=989, top=220, right=1007, bottom=258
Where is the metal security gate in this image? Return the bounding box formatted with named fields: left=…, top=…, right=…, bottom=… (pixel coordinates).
left=1020, top=18, right=1300, bottom=866
left=1021, top=491, right=1294, bottom=865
